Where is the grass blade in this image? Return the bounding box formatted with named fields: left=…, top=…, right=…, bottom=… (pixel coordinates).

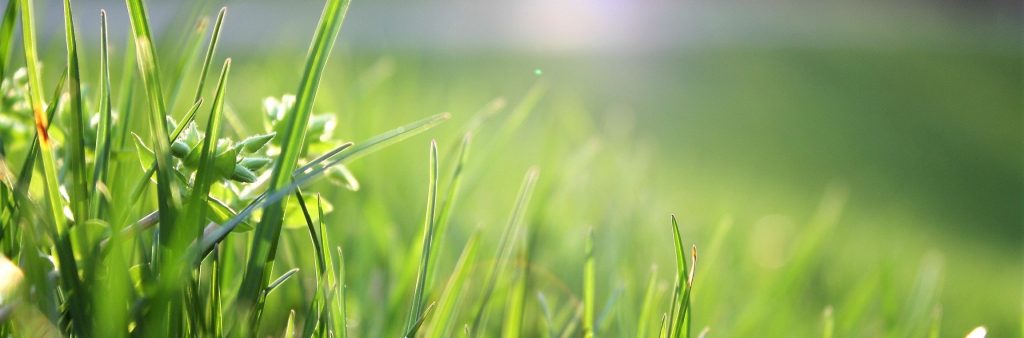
left=668, top=214, right=689, bottom=338
left=15, top=69, right=68, bottom=193
left=471, top=167, right=540, bottom=335
left=404, top=302, right=437, bottom=338
left=426, top=132, right=472, bottom=289
left=190, top=8, right=226, bottom=105
left=89, top=10, right=113, bottom=220
left=236, top=0, right=351, bottom=329
left=62, top=0, right=91, bottom=223
left=405, top=140, right=440, bottom=333
left=182, top=59, right=231, bottom=246
left=126, top=0, right=181, bottom=257
left=265, top=268, right=300, bottom=295
left=583, top=228, right=596, bottom=338
left=428, top=231, right=480, bottom=337
left=19, top=1, right=87, bottom=334
left=636, top=266, right=660, bottom=338
left=326, top=112, right=451, bottom=164
left=0, top=0, right=17, bottom=80
left=333, top=246, right=347, bottom=338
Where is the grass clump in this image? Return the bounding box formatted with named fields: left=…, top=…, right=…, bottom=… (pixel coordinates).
left=0, top=0, right=1005, bottom=337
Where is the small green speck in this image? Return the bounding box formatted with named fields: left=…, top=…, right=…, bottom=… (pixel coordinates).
left=534, top=68, right=543, bottom=76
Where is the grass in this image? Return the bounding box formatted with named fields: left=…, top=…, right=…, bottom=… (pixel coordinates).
left=0, top=0, right=1017, bottom=337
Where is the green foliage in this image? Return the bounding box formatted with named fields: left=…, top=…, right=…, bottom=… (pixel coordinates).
left=0, top=0, right=1007, bottom=337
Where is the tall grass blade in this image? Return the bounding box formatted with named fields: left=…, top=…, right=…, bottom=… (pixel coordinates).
left=583, top=228, right=596, bottom=338
left=428, top=231, right=480, bottom=337
left=668, top=214, right=689, bottom=338
left=236, top=0, right=351, bottom=328
left=405, top=140, right=439, bottom=333
left=636, top=266, right=660, bottom=338
left=62, top=0, right=91, bottom=223
left=190, top=7, right=226, bottom=105
left=182, top=59, right=231, bottom=245
left=0, top=0, right=16, bottom=80
left=426, top=132, right=471, bottom=289
left=333, top=246, right=347, bottom=338
left=471, top=167, right=540, bottom=334
left=89, top=10, right=113, bottom=219
left=15, top=69, right=67, bottom=192
left=18, top=2, right=86, bottom=335
left=19, top=0, right=65, bottom=233
left=126, top=0, right=181, bottom=254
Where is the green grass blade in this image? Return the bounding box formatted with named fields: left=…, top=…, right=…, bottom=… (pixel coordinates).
left=62, top=0, right=91, bottom=223
left=15, top=69, right=68, bottom=192
left=0, top=0, right=17, bottom=80
left=471, top=167, right=540, bottom=334
left=19, top=0, right=64, bottom=232
left=426, top=132, right=472, bottom=289
left=165, top=15, right=208, bottom=112
left=496, top=80, right=547, bottom=142
left=16, top=12, right=87, bottom=336
left=405, top=140, right=440, bottom=333
left=333, top=246, right=347, bottom=338
left=89, top=9, right=113, bottom=220
left=658, top=313, right=669, bottom=338
left=404, top=302, right=437, bottom=338
left=428, top=231, right=480, bottom=337
left=583, top=228, right=596, bottom=338
left=265, top=268, right=300, bottom=295
left=113, top=39, right=137, bottom=150
left=236, top=0, right=350, bottom=328
left=126, top=0, right=181, bottom=254
left=328, top=112, right=451, bottom=164
left=295, top=191, right=327, bottom=277
left=190, top=7, right=226, bottom=105
left=823, top=306, right=835, bottom=338
left=285, top=310, right=297, bottom=338
left=668, top=214, right=689, bottom=338
left=636, top=266, right=660, bottom=338
left=182, top=58, right=230, bottom=243
left=501, top=246, right=528, bottom=338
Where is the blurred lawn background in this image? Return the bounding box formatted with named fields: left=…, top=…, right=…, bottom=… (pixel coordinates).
left=22, top=0, right=1022, bottom=335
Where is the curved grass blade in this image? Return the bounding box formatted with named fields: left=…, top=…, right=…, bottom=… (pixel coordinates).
left=265, top=268, right=300, bottom=295
left=236, top=0, right=351, bottom=328
left=197, top=111, right=448, bottom=259
left=315, top=112, right=451, bottom=166
left=62, top=0, right=91, bottom=222
left=405, top=140, right=440, bottom=333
